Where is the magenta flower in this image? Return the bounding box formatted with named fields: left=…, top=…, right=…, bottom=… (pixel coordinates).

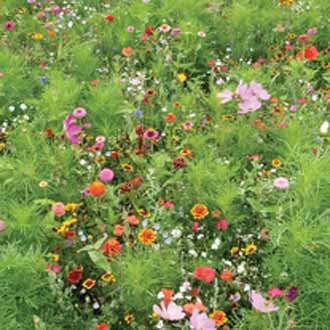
left=143, top=128, right=159, bottom=140
left=153, top=301, right=185, bottom=321
left=250, top=290, right=279, bottom=313
left=66, top=123, right=82, bottom=144
left=268, top=287, right=283, bottom=298
left=285, top=286, right=298, bottom=302
left=4, top=21, right=16, bottom=31
left=273, top=177, right=289, bottom=190
left=190, top=309, right=216, bottom=330
left=98, top=168, right=114, bottom=182
left=72, top=107, right=87, bottom=119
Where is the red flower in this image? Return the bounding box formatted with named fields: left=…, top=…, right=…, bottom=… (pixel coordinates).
left=96, top=323, right=108, bottom=330
left=216, top=219, right=228, bottom=231
left=105, top=14, right=114, bottom=22
left=103, top=239, right=122, bottom=257
left=67, top=268, right=83, bottom=284
left=194, top=266, right=216, bottom=283
left=297, top=46, right=319, bottom=61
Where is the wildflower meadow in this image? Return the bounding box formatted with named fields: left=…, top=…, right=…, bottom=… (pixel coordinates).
left=0, top=0, right=329, bottom=329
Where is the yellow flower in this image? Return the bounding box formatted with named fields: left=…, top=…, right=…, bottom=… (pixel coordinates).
left=64, top=203, right=82, bottom=212
left=0, top=143, right=6, bottom=151
left=230, top=246, right=240, bottom=255
left=138, top=228, right=157, bottom=245
left=82, top=278, right=96, bottom=290
left=244, top=244, right=257, bottom=256
left=152, top=312, right=160, bottom=320
left=62, top=218, right=77, bottom=227
left=32, top=33, right=43, bottom=40
left=121, top=163, right=134, bottom=172
left=210, top=310, right=228, bottom=326
left=191, top=204, right=209, bottom=220
left=177, top=73, right=187, bottom=82
left=272, top=159, right=282, bottom=168
left=101, top=272, right=116, bottom=284
left=124, top=314, right=134, bottom=324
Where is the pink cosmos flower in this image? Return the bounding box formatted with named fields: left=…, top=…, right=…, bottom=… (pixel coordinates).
left=153, top=301, right=185, bottom=321
left=95, top=135, right=106, bottom=144
left=273, top=177, right=289, bottom=189
left=98, top=168, right=114, bottom=182
left=51, top=202, right=66, bottom=217
left=4, top=21, right=16, bottom=31
left=217, top=90, right=233, bottom=104
left=190, top=309, right=216, bottom=330
left=72, top=107, right=87, bottom=119
left=307, top=27, right=317, bottom=36
left=250, top=290, right=279, bottom=313
left=268, top=287, right=283, bottom=298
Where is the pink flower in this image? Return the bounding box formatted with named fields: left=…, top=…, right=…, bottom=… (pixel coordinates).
left=268, top=287, right=283, bottom=298
left=0, top=220, right=6, bottom=233
left=216, top=219, right=228, bottom=231
left=153, top=301, right=185, bottom=321
left=51, top=202, right=66, bottom=217
left=307, top=27, right=317, bottom=36
left=95, top=135, right=106, bottom=144
left=194, top=266, right=216, bottom=284
left=4, top=21, right=16, bottom=31
left=192, top=222, right=199, bottom=232
left=72, top=107, right=87, bottom=119
left=52, top=264, right=61, bottom=273
left=250, top=290, right=279, bottom=313
left=127, top=26, right=135, bottom=32
left=143, top=128, right=159, bottom=140
left=163, top=201, right=175, bottom=209
left=273, top=177, right=289, bottom=189
left=217, top=90, right=233, bottom=104
left=52, top=6, right=61, bottom=15
left=98, top=168, right=114, bottom=182
left=190, top=309, right=216, bottom=330
left=296, top=34, right=310, bottom=43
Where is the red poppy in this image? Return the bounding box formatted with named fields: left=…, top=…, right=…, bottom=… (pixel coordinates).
left=67, top=268, right=83, bottom=284
left=194, top=266, right=216, bottom=283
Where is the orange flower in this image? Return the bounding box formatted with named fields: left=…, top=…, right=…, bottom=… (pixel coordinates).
left=127, top=215, right=139, bottom=226
left=211, top=210, right=221, bottom=218
left=220, top=271, right=233, bottom=282
left=122, top=47, right=133, bottom=57
left=113, top=224, right=124, bottom=237
left=184, top=302, right=206, bottom=315
left=96, top=323, right=108, bottom=330
left=180, top=148, right=192, bottom=158
left=103, top=239, right=122, bottom=257
left=191, top=204, right=209, bottom=220
left=164, top=113, right=176, bottom=123
left=48, top=31, right=56, bottom=38
left=210, top=310, right=228, bottom=326
left=138, top=228, right=157, bottom=245
left=89, top=181, right=106, bottom=197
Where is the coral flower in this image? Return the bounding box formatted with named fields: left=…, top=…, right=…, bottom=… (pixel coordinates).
left=103, top=239, right=122, bottom=257
left=122, top=47, right=133, bottom=56
left=51, top=202, right=66, bottom=217
left=138, top=228, right=157, bottom=245
left=220, top=271, right=233, bottom=282
left=89, top=181, right=106, bottom=197
left=297, top=46, right=319, bottom=61
left=210, top=310, right=228, bottom=326
left=113, top=224, right=124, bottom=237
left=183, top=302, right=206, bottom=315
left=127, top=215, right=139, bottom=226
left=194, top=266, right=216, bottom=283
left=164, top=113, right=177, bottom=123
left=191, top=204, right=209, bottom=220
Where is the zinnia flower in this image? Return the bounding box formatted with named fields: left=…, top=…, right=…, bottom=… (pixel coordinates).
left=51, top=202, right=66, bottom=217
left=67, top=268, right=83, bottom=284
left=194, top=266, right=216, bottom=283
left=191, top=204, right=209, bottom=220
left=103, top=239, right=122, bottom=257
left=72, top=107, right=87, bottom=119
left=89, top=181, right=106, bottom=197
left=98, top=168, right=114, bottom=182
left=95, top=323, right=108, bottom=330
left=273, top=177, right=289, bottom=190
left=297, top=46, right=319, bottom=61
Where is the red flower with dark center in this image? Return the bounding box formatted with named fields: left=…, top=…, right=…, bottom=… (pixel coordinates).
left=67, top=268, right=83, bottom=284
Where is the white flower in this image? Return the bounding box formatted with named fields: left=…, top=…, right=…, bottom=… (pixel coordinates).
left=20, top=103, right=27, bottom=111
left=237, top=262, right=246, bottom=274
left=320, top=121, right=329, bottom=134
left=8, top=106, right=15, bottom=112
left=188, top=250, right=198, bottom=257
left=171, top=229, right=182, bottom=238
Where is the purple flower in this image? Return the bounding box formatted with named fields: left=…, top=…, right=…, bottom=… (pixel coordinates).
left=190, top=309, right=216, bottom=330
left=72, top=107, right=87, bottom=119
left=273, top=177, right=289, bottom=190
left=285, top=286, right=298, bottom=302
left=153, top=302, right=185, bottom=321
left=133, top=109, right=143, bottom=118
left=4, top=21, right=16, bottom=32
left=98, top=168, right=114, bottom=182
left=143, top=128, right=159, bottom=140
left=40, top=76, right=49, bottom=84
left=250, top=290, right=279, bottom=313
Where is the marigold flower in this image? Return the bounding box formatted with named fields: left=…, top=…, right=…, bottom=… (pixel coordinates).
left=210, top=310, right=228, bottom=326
left=82, top=278, right=96, bottom=290
left=138, top=228, right=157, bottom=245
left=191, top=204, right=209, bottom=220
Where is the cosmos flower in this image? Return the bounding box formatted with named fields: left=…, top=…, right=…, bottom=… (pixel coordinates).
left=273, top=177, right=290, bottom=189
left=153, top=301, right=185, bottom=321
left=250, top=290, right=279, bottom=313
left=190, top=309, right=216, bottom=330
